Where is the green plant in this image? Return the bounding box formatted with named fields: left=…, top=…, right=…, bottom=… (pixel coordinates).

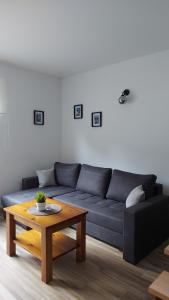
left=35, top=192, right=46, bottom=203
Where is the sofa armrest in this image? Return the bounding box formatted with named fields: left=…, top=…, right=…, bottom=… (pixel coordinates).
left=154, top=183, right=163, bottom=195
left=22, top=176, right=39, bottom=190
left=123, top=195, right=169, bottom=264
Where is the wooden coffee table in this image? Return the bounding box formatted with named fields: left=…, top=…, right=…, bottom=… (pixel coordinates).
left=4, top=198, right=88, bottom=284
left=148, top=271, right=169, bottom=300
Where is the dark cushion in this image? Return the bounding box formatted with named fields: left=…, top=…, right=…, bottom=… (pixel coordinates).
left=22, top=176, right=39, bottom=190
left=106, top=169, right=157, bottom=202
left=1, top=186, right=75, bottom=207
left=54, top=162, right=81, bottom=188
left=53, top=190, right=124, bottom=233
left=76, top=164, right=112, bottom=197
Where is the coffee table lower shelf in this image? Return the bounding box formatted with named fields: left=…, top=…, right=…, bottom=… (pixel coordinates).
left=14, top=229, right=78, bottom=260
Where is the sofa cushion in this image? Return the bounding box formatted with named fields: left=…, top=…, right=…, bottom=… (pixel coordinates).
left=106, top=169, right=157, bottom=203
left=76, top=164, right=112, bottom=197
left=126, top=185, right=145, bottom=208
left=36, top=168, right=56, bottom=187
left=1, top=186, right=75, bottom=207
left=53, top=190, right=124, bottom=233
left=54, top=162, right=81, bottom=188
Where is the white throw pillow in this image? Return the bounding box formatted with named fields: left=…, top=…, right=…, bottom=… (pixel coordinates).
left=36, top=168, right=56, bottom=188
left=126, top=185, right=145, bottom=208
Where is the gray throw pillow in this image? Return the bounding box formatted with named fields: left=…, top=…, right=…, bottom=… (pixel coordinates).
left=36, top=168, right=56, bottom=188
left=126, top=185, right=145, bottom=208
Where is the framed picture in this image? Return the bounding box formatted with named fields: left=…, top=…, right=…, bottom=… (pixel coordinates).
left=74, top=104, right=83, bottom=119
left=91, top=112, right=102, bottom=127
left=34, top=110, right=44, bottom=125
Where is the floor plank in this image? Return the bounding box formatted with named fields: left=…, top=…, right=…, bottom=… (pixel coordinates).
left=0, top=219, right=169, bottom=300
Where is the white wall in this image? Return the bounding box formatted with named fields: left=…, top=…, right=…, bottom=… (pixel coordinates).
left=1, top=50, right=169, bottom=195
left=0, top=62, right=61, bottom=194
left=61, top=50, right=169, bottom=194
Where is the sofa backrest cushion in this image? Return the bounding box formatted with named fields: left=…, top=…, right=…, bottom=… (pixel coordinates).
left=54, top=162, right=81, bottom=188
left=76, top=164, right=112, bottom=197
left=106, top=169, right=157, bottom=202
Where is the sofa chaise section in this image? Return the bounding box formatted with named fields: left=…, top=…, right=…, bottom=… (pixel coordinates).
left=1, top=185, right=75, bottom=207
left=2, top=162, right=81, bottom=208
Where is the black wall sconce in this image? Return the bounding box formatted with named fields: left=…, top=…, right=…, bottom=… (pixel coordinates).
left=118, top=89, right=130, bottom=104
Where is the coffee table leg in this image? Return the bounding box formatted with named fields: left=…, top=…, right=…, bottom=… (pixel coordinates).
left=76, top=215, right=86, bottom=262
left=41, top=228, right=53, bottom=283
left=6, top=212, right=16, bottom=256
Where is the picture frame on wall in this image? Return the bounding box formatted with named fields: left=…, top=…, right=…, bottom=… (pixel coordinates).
left=91, top=112, right=102, bottom=127
left=74, top=104, right=83, bottom=119
left=34, top=110, right=44, bottom=125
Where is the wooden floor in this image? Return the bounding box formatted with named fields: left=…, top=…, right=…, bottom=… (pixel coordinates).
left=0, top=219, right=169, bottom=300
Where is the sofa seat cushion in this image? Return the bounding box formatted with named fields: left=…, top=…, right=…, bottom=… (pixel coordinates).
left=76, top=164, right=112, bottom=197
left=106, top=169, right=157, bottom=203
left=54, top=162, right=81, bottom=188
left=1, top=186, right=75, bottom=207
left=53, top=191, right=124, bottom=233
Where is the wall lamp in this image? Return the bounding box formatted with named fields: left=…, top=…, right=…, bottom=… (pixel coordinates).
left=118, top=89, right=130, bottom=104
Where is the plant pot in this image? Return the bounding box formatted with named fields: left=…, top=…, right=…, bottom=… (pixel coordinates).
left=36, top=202, right=46, bottom=212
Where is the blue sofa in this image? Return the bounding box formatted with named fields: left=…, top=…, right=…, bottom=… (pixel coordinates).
left=2, top=162, right=169, bottom=264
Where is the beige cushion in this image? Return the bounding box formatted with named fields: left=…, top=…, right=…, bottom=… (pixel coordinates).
left=126, top=185, right=145, bottom=208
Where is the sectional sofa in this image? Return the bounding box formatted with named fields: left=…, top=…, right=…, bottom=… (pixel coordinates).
left=2, top=162, right=169, bottom=264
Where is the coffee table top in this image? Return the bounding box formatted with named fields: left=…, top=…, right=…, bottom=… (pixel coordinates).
left=148, top=271, right=169, bottom=299
left=4, top=198, right=87, bottom=230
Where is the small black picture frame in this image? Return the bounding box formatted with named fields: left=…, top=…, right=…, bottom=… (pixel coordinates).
left=34, top=110, right=44, bottom=125
left=74, top=104, right=83, bottom=119
left=91, top=112, right=102, bottom=127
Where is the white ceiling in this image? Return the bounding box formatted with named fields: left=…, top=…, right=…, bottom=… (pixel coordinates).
left=0, top=0, right=169, bottom=77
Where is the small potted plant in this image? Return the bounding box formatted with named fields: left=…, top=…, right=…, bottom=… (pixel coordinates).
left=35, top=192, right=46, bottom=212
